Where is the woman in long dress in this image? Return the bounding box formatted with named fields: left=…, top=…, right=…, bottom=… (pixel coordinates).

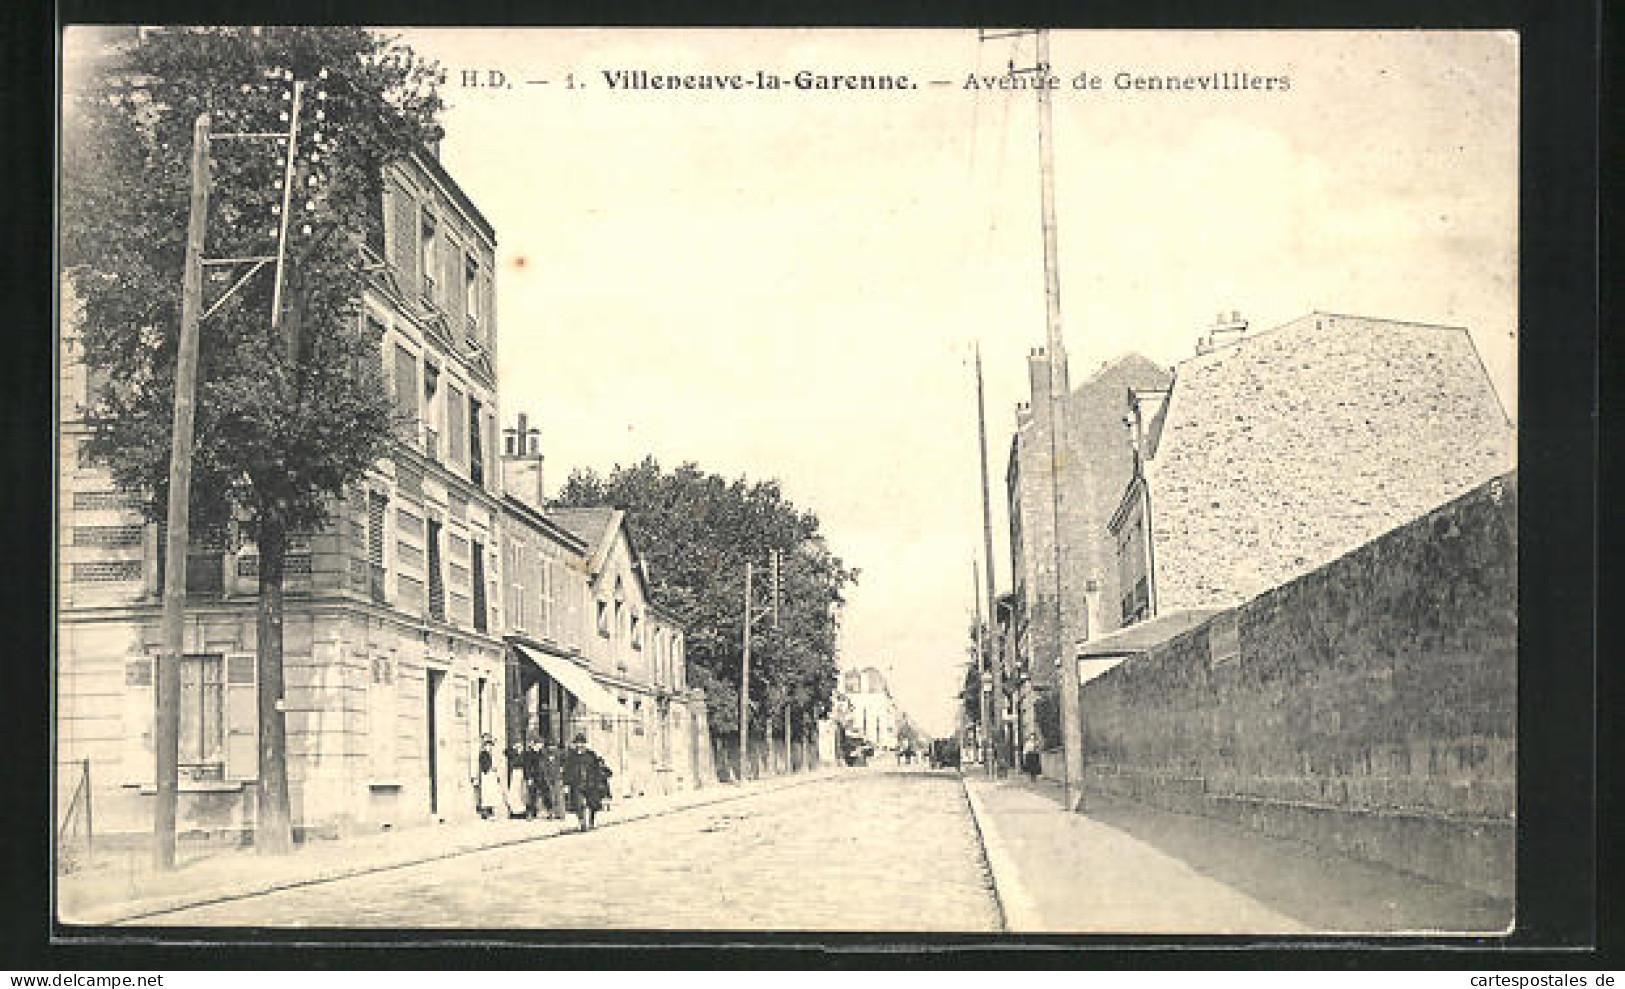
left=476, top=736, right=504, bottom=819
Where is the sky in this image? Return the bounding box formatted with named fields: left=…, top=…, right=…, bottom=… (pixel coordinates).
left=390, top=29, right=1518, bottom=736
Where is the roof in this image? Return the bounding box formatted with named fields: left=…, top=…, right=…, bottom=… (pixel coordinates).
left=501, top=494, right=588, bottom=553
left=1144, top=311, right=1515, bottom=611
left=1076, top=608, right=1224, bottom=658
left=545, top=505, right=656, bottom=603
left=546, top=506, right=619, bottom=556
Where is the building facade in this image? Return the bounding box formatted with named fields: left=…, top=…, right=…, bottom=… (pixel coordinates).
left=58, top=146, right=510, bottom=839
left=835, top=666, right=902, bottom=755
left=57, top=48, right=721, bottom=851
left=1107, top=311, right=1516, bottom=621
left=1003, top=347, right=1172, bottom=750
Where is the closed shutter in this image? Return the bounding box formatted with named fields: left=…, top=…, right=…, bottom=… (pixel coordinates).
left=388, top=182, right=418, bottom=296
left=444, top=239, right=464, bottom=325
left=393, top=344, right=418, bottom=423
left=224, top=651, right=258, bottom=780
left=471, top=540, right=487, bottom=633
left=122, top=654, right=154, bottom=785
left=446, top=383, right=466, bottom=466
left=480, top=270, right=495, bottom=349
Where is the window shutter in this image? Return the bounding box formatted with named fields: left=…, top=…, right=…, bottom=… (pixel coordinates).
left=389, top=183, right=418, bottom=296
left=224, top=652, right=258, bottom=780
left=445, top=239, right=464, bottom=326
left=446, top=384, right=466, bottom=466
left=480, top=270, right=495, bottom=349
left=122, top=654, right=154, bottom=786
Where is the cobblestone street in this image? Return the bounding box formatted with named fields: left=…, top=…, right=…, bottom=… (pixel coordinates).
left=142, top=771, right=1001, bottom=931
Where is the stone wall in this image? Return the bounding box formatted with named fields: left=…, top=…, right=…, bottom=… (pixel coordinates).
left=1081, top=472, right=1517, bottom=900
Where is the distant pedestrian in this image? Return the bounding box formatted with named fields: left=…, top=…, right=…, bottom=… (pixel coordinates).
left=1021, top=735, right=1042, bottom=782
left=562, top=732, right=613, bottom=831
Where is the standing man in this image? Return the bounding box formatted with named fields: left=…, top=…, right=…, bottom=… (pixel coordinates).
left=539, top=739, right=566, bottom=820
left=563, top=732, right=612, bottom=832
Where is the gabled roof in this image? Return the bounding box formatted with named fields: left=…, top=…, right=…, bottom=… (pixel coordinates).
left=545, top=505, right=654, bottom=600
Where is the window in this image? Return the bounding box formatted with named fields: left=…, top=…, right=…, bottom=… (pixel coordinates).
left=630, top=612, right=642, bottom=650
left=446, top=383, right=466, bottom=465
left=471, top=539, right=487, bottom=633
left=468, top=394, right=485, bottom=486
left=179, top=654, right=225, bottom=771
left=427, top=518, right=445, bottom=622
left=465, top=255, right=480, bottom=343
left=596, top=600, right=610, bottom=637
left=422, top=360, right=440, bottom=460
left=366, top=490, right=389, bottom=603
left=155, top=524, right=224, bottom=596
left=393, top=343, right=418, bottom=424
left=420, top=210, right=437, bottom=304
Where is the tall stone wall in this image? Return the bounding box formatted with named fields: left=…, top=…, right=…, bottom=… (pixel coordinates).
left=1082, top=472, right=1516, bottom=900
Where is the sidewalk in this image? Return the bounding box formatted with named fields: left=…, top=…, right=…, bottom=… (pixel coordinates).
left=962, top=774, right=1512, bottom=936
left=59, top=767, right=851, bottom=927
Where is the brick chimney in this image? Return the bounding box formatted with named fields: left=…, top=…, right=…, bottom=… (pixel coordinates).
left=1196, top=310, right=1249, bottom=355
left=501, top=412, right=545, bottom=511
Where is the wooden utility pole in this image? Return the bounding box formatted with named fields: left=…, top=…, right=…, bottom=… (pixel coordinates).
left=154, top=112, right=212, bottom=871
left=973, top=559, right=993, bottom=776
left=739, top=560, right=753, bottom=781
left=1033, top=28, right=1087, bottom=813
left=975, top=343, right=1006, bottom=776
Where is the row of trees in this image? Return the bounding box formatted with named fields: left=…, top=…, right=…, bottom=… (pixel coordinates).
left=554, top=458, right=859, bottom=768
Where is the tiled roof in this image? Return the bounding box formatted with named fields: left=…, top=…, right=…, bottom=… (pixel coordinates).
left=544, top=506, right=619, bottom=557
left=1146, top=312, right=1515, bottom=610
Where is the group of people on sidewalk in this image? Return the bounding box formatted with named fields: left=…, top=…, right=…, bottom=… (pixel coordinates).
left=476, top=733, right=614, bottom=832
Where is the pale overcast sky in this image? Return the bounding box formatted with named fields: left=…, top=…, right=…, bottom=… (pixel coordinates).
left=394, top=28, right=1518, bottom=735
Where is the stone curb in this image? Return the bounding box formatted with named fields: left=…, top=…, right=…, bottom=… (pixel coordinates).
left=70, top=768, right=850, bottom=927
left=959, top=776, right=1045, bottom=934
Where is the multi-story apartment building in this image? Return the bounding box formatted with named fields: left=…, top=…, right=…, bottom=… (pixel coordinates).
left=1003, top=346, right=1172, bottom=751
left=57, top=144, right=509, bottom=840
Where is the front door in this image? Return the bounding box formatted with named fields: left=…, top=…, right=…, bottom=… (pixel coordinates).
left=426, top=668, right=445, bottom=815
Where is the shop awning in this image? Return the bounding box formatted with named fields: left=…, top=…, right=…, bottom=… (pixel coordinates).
left=512, top=643, right=622, bottom=715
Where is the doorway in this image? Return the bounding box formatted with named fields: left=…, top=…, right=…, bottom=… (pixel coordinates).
left=426, top=668, right=445, bottom=815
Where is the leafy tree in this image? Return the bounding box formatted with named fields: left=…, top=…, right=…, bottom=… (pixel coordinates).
left=553, top=458, right=857, bottom=750
left=61, top=27, right=443, bottom=853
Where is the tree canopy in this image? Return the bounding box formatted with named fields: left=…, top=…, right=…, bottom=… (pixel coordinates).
left=554, top=457, right=859, bottom=733
left=62, top=26, right=443, bottom=537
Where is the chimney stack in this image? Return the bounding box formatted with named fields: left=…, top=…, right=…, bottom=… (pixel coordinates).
left=501, top=412, right=545, bottom=510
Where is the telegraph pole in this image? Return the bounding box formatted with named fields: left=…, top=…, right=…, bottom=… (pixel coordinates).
left=154, top=112, right=212, bottom=871
left=975, top=343, right=1006, bottom=775
left=148, top=69, right=326, bottom=863
left=740, top=561, right=753, bottom=781
left=973, top=559, right=994, bottom=776
left=979, top=26, right=1087, bottom=810
left=1033, top=28, right=1087, bottom=813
